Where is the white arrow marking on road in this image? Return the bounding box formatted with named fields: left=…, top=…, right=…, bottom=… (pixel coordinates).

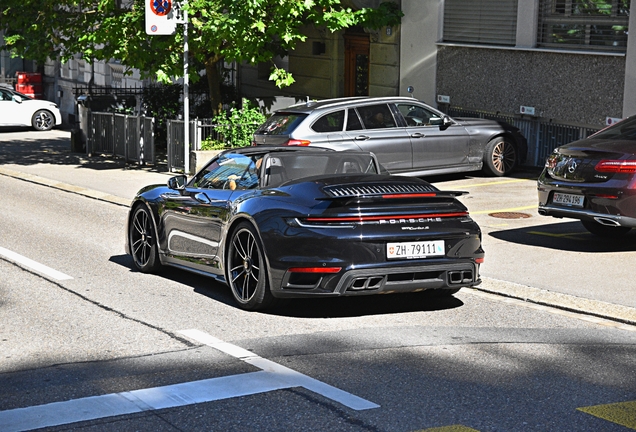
left=0, top=246, right=73, bottom=281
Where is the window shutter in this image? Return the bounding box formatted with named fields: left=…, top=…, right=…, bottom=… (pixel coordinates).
left=444, top=0, right=518, bottom=46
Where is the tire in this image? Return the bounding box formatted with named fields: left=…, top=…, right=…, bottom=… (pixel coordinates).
left=226, top=222, right=275, bottom=311
left=581, top=220, right=631, bottom=238
left=129, top=205, right=162, bottom=273
left=32, top=110, right=55, bottom=131
left=482, top=137, right=517, bottom=176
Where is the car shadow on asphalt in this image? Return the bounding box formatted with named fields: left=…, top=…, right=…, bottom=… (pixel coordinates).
left=489, top=221, right=636, bottom=252
left=111, top=254, right=465, bottom=317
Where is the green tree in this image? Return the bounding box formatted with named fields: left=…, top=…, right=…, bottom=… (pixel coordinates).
left=0, top=0, right=402, bottom=115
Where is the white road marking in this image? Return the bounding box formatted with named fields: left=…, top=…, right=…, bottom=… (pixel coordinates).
left=0, top=329, right=378, bottom=432
left=0, top=246, right=72, bottom=281
left=179, top=328, right=380, bottom=411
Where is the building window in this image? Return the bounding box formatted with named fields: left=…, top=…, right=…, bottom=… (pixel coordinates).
left=443, top=0, right=518, bottom=46
left=539, top=0, right=629, bottom=52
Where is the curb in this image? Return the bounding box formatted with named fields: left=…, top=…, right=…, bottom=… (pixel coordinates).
left=476, top=276, right=636, bottom=326
left=0, top=167, right=131, bottom=207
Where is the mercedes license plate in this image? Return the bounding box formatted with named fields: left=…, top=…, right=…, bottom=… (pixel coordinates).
left=553, top=192, right=584, bottom=207
left=387, top=240, right=445, bottom=259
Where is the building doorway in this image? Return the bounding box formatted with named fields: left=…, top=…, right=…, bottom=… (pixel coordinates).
left=344, top=30, right=370, bottom=96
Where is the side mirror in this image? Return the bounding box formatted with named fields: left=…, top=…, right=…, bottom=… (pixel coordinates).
left=12, top=95, right=22, bottom=103
left=430, top=115, right=452, bottom=129
left=168, top=175, right=187, bottom=190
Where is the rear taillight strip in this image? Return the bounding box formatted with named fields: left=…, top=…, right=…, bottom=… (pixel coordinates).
left=595, top=160, right=636, bottom=173
left=305, top=212, right=469, bottom=222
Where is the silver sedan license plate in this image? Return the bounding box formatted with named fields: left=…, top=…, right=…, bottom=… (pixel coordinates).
left=553, top=192, right=584, bottom=207
left=387, top=240, right=445, bottom=259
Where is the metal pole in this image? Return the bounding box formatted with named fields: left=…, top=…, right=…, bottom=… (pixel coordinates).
left=183, top=5, right=190, bottom=174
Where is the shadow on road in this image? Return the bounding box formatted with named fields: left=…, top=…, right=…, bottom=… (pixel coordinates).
left=489, top=220, right=636, bottom=252
left=110, top=253, right=465, bottom=318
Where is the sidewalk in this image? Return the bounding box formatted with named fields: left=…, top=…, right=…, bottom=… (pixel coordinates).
left=0, top=128, right=172, bottom=206
left=2, top=128, right=636, bottom=327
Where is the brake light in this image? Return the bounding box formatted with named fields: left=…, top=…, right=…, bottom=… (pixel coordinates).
left=285, top=139, right=311, bottom=146
left=381, top=193, right=437, bottom=199
left=288, top=267, right=342, bottom=273
left=595, top=160, right=636, bottom=173
left=305, top=212, right=469, bottom=222
left=476, top=258, right=485, bottom=264
left=594, top=194, right=619, bottom=199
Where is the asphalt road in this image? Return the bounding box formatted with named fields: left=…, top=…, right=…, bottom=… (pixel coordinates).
left=1, top=129, right=636, bottom=431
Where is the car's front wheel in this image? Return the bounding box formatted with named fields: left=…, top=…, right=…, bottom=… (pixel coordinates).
left=227, top=222, right=275, bottom=311
left=129, top=205, right=161, bottom=272
left=483, top=137, right=517, bottom=176
left=32, top=109, right=55, bottom=131
left=581, top=220, right=631, bottom=238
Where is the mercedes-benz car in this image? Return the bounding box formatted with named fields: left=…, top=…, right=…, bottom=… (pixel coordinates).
left=0, top=85, right=62, bottom=131
left=126, top=146, right=484, bottom=310
left=253, top=97, right=527, bottom=177
left=538, top=116, right=636, bottom=237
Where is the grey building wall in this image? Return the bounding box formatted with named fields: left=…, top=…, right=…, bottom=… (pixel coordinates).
left=436, top=46, right=625, bottom=126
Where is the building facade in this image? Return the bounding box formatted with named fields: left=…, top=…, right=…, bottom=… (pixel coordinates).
left=401, top=0, right=636, bottom=127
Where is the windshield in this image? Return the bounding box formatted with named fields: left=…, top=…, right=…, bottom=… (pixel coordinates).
left=591, top=117, right=636, bottom=140
left=262, top=152, right=379, bottom=187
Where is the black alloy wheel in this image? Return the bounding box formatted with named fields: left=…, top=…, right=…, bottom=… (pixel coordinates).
left=483, top=137, right=517, bottom=176
left=32, top=109, right=55, bottom=131
left=227, top=222, right=274, bottom=310
left=129, top=206, right=161, bottom=272
left=581, top=220, right=631, bottom=238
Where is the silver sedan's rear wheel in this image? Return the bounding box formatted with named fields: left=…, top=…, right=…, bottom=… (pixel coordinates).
left=32, top=109, right=55, bottom=131
left=129, top=206, right=161, bottom=272
left=483, top=137, right=517, bottom=176
left=227, top=222, right=274, bottom=311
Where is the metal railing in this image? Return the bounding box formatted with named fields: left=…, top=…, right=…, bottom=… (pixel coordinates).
left=88, top=111, right=156, bottom=165
left=166, top=119, right=261, bottom=172
left=447, top=107, right=602, bottom=167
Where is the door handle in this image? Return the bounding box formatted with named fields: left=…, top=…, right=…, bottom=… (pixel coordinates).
left=194, top=193, right=211, bottom=204
left=354, top=135, right=370, bottom=141
left=411, top=133, right=426, bottom=138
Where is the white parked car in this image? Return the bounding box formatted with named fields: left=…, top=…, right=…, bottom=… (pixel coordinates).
left=0, top=85, right=62, bottom=131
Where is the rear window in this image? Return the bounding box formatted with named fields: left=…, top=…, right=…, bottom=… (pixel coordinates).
left=591, top=117, right=636, bottom=140
left=255, top=113, right=307, bottom=135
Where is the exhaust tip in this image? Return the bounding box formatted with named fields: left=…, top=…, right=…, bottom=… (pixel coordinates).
left=593, top=217, right=621, bottom=227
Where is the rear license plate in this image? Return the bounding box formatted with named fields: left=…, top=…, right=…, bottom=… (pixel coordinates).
left=387, top=240, right=445, bottom=259
left=552, top=192, right=584, bottom=207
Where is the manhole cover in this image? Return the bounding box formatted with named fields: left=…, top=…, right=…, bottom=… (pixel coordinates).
left=488, top=212, right=532, bottom=219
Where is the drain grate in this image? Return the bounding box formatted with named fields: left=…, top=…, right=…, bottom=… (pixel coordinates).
left=488, top=212, right=532, bottom=219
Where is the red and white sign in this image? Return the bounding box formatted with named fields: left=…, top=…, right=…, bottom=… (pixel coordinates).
left=145, top=0, right=177, bottom=35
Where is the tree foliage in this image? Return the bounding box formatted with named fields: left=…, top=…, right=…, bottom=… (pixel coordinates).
left=0, top=0, right=402, bottom=114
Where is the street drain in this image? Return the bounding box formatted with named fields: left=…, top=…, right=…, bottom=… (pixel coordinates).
left=488, top=212, right=532, bottom=219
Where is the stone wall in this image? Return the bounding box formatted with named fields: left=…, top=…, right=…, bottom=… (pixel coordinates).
left=436, top=45, right=625, bottom=126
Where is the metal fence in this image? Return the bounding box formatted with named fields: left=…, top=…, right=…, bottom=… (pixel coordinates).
left=166, top=119, right=261, bottom=172
left=88, top=111, right=156, bottom=165
left=447, top=107, right=602, bottom=167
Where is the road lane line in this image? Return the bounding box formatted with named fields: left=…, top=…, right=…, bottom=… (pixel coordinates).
left=471, top=205, right=537, bottom=215
left=0, top=246, right=72, bottom=281
left=577, top=400, right=636, bottom=429
left=0, top=371, right=289, bottom=432
left=179, top=328, right=380, bottom=411
left=0, top=329, right=378, bottom=431
left=453, top=179, right=531, bottom=188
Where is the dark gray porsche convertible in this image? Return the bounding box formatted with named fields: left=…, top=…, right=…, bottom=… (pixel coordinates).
left=126, top=146, right=484, bottom=310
